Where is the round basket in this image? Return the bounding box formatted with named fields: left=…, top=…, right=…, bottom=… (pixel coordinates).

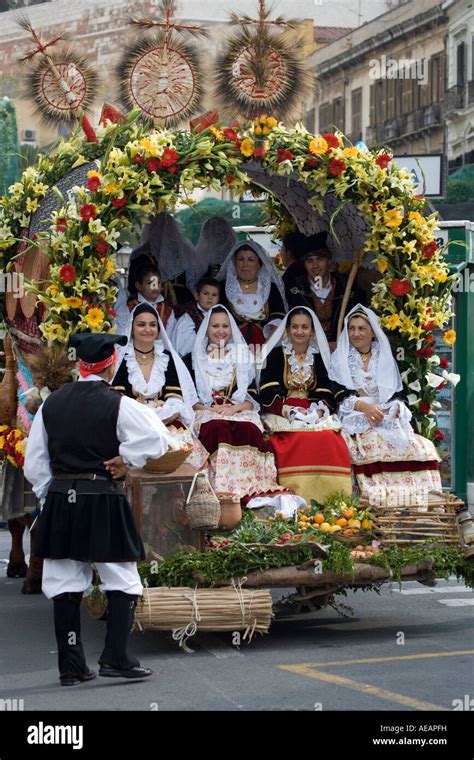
left=332, top=531, right=371, bottom=546
left=82, top=591, right=107, bottom=621
left=143, top=445, right=192, bottom=474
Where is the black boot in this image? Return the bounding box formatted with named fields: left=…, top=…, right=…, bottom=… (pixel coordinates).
left=99, top=591, right=152, bottom=679
left=53, top=592, right=97, bottom=686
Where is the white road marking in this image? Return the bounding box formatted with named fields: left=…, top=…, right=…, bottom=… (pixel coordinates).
left=437, top=599, right=474, bottom=607
left=393, top=585, right=472, bottom=595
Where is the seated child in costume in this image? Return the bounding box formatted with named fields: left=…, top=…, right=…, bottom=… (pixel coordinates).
left=173, top=277, right=221, bottom=357
left=127, top=261, right=176, bottom=340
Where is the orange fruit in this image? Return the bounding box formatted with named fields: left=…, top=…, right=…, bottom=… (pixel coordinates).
left=336, top=518, right=348, bottom=527
left=343, top=529, right=353, bottom=535
left=343, top=508, right=355, bottom=519
left=314, top=514, right=325, bottom=524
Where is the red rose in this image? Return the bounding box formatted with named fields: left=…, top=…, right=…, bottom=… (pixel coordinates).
left=375, top=152, right=392, bottom=170
left=254, top=144, right=266, bottom=159
left=59, top=264, right=76, bottom=283
left=133, top=154, right=144, bottom=165
left=419, top=401, right=431, bottom=414
left=226, top=176, right=234, bottom=185
left=422, top=320, right=435, bottom=331
left=277, top=148, right=294, bottom=163
left=425, top=335, right=435, bottom=346
left=416, top=347, right=434, bottom=358
left=111, top=196, right=126, bottom=208
left=328, top=158, right=346, bottom=177
left=322, top=133, right=339, bottom=150
left=421, top=241, right=438, bottom=259
left=79, top=204, right=97, bottom=222
left=439, top=357, right=449, bottom=369
left=161, top=147, right=179, bottom=167
left=223, top=128, right=239, bottom=142
left=95, top=237, right=109, bottom=254
left=87, top=176, right=101, bottom=192
left=146, top=158, right=162, bottom=173
left=305, top=158, right=319, bottom=168
left=168, top=165, right=178, bottom=174
left=390, top=279, right=410, bottom=297
left=55, top=217, right=67, bottom=233
left=434, top=429, right=445, bottom=441
left=105, top=304, right=116, bottom=317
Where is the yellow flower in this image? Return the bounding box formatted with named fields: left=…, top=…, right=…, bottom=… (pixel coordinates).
left=240, top=138, right=255, bottom=158
left=25, top=197, right=39, bottom=213
left=266, top=116, right=278, bottom=129
left=338, top=259, right=352, bottom=274
left=139, top=138, right=159, bottom=158
left=385, top=314, right=401, bottom=330
left=262, top=127, right=270, bottom=136
left=343, top=147, right=359, bottom=158
left=41, top=323, right=66, bottom=342
left=308, top=136, right=328, bottom=155
left=85, top=307, right=105, bottom=329
left=210, top=127, right=224, bottom=142
left=104, top=259, right=116, bottom=278
left=49, top=284, right=59, bottom=297
left=443, top=329, right=456, bottom=345
left=259, top=115, right=268, bottom=125
left=33, top=183, right=48, bottom=197
left=384, top=209, right=403, bottom=228
left=103, top=183, right=119, bottom=195
left=408, top=211, right=425, bottom=225
left=87, top=170, right=101, bottom=179
left=65, top=297, right=82, bottom=308
left=377, top=258, right=388, bottom=274
left=433, top=270, right=448, bottom=283
left=254, top=126, right=262, bottom=136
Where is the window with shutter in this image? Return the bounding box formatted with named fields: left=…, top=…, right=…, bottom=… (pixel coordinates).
left=333, top=97, right=344, bottom=131
left=457, top=42, right=466, bottom=86
left=351, top=88, right=362, bottom=139
left=370, top=84, right=375, bottom=125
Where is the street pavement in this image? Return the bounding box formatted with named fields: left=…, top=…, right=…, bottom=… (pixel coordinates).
left=0, top=528, right=472, bottom=712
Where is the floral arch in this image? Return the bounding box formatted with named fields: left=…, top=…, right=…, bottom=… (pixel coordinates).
left=0, top=112, right=456, bottom=441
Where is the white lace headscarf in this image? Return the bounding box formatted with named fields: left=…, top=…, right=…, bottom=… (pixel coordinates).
left=192, top=304, right=255, bottom=407
left=139, top=212, right=196, bottom=289
left=193, top=217, right=238, bottom=286
left=114, top=303, right=198, bottom=427
left=216, top=239, right=288, bottom=316
left=329, top=303, right=403, bottom=403
left=257, top=306, right=331, bottom=386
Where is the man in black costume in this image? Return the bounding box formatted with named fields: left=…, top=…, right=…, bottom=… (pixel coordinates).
left=24, top=333, right=171, bottom=686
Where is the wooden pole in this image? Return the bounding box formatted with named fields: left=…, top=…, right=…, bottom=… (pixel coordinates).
left=336, top=247, right=365, bottom=339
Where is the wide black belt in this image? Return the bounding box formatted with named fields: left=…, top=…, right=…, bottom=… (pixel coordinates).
left=53, top=473, right=110, bottom=481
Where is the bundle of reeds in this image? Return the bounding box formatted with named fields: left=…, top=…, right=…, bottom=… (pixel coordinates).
left=134, top=585, right=273, bottom=649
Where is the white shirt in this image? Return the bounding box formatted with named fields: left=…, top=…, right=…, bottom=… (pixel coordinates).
left=310, top=277, right=333, bottom=304
left=174, top=304, right=207, bottom=357
left=24, top=374, right=171, bottom=504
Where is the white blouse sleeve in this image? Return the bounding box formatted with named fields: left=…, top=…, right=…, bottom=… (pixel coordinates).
left=23, top=406, right=53, bottom=506
left=338, top=394, right=358, bottom=417
left=165, top=311, right=177, bottom=344
left=117, top=396, right=171, bottom=467
left=173, top=314, right=196, bottom=357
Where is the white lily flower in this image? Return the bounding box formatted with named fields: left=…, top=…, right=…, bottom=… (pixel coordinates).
left=441, top=370, right=460, bottom=387
left=407, top=393, right=420, bottom=406
left=400, top=369, right=411, bottom=382
left=427, top=354, right=440, bottom=366
left=426, top=372, right=444, bottom=388
left=408, top=379, right=421, bottom=392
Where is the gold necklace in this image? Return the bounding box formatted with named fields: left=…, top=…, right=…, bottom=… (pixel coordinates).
left=136, top=352, right=154, bottom=365
left=358, top=349, right=371, bottom=362
left=238, top=277, right=258, bottom=290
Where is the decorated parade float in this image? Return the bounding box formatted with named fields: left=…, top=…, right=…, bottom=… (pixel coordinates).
left=1, top=1, right=473, bottom=647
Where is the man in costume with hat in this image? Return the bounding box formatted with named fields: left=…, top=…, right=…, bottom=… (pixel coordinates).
left=285, top=231, right=365, bottom=349
left=24, top=333, right=171, bottom=686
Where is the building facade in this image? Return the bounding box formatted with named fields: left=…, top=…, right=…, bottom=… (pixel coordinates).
left=443, top=0, right=474, bottom=170
left=307, top=0, right=448, bottom=158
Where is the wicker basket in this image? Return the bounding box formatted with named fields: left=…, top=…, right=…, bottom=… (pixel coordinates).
left=0, top=334, right=17, bottom=426
left=82, top=590, right=108, bottom=621
left=143, top=444, right=192, bottom=474
left=218, top=494, right=242, bottom=530
left=185, top=471, right=221, bottom=530
left=332, top=531, right=371, bottom=546
left=364, top=492, right=463, bottom=546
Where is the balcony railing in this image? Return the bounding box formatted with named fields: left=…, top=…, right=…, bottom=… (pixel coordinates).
left=445, top=84, right=466, bottom=112
left=367, top=105, right=443, bottom=146
left=468, top=80, right=474, bottom=106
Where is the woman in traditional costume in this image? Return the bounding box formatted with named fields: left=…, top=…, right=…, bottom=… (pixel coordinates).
left=216, top=240, right=287, bottom=346
left=258, top=306, right=352, bottom=502
left=329, top=304, right=442, bottom=502
left=113, top=303, right=207, bottom=469
left=185, top=305, right=295, bottom=508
